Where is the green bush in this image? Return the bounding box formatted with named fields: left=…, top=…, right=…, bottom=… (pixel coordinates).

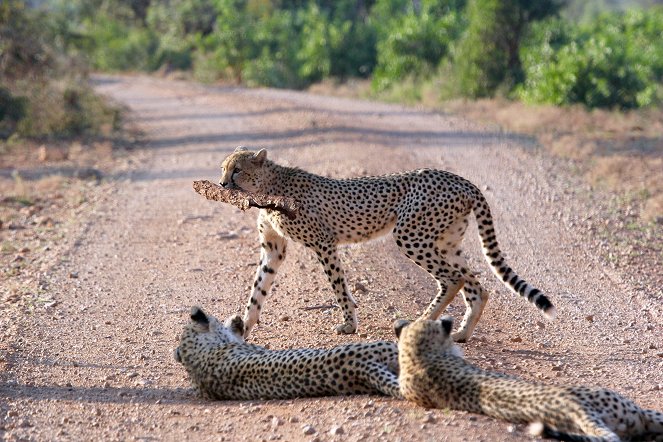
left=86, top=16, right=159, bottom=71
left=372, top=0, right=465, bottom=91
left=518, top=10, right=662, bottom=109
left=452, top=0, right=563, bottom=98
left=0, top=87, right=27, bottom=139
left=243, top=9, right=304, bottom=88
left=0, top=1, right=121, bottom=141
left=619, top=8, right=663, bottom=81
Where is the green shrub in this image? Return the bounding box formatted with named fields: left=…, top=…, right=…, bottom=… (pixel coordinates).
left=0, top=87, right=27, bottom=139
left=371, top=0, right=465, bottom=92
left=518, top=10, right=662, bottom=109
left=453, top=0, right=563, bottom=98
left=86, top=16, right=159, bottom=71
left=0, top=2, right=121, bottom=141
left=243, top=9, right=304, bottom=88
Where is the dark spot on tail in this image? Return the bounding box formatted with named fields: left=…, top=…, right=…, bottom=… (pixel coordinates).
left=527, top=288, right=541, bottom=301
left=535, top=295, right=553, bottom=312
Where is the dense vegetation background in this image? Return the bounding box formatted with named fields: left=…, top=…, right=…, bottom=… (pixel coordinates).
left=0, top=0, right=121, bottom=142
left=1, top=0, right=662, bottom=143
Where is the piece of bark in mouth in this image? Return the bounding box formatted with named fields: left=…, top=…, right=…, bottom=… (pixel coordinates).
left=192, top=180, right=300, bottom=220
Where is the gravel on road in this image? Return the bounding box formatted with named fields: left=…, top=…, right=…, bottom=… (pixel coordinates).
left=1, top=75, right=661, bottom=442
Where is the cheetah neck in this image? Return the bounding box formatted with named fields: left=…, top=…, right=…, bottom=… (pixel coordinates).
left=262, top=161, right=307, bottom=194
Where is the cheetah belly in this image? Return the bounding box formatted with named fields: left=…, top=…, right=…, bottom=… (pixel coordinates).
left=337, top=213, right=397, bottom=244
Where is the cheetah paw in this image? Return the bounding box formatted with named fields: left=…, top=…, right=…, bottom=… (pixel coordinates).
left=334, top=322, right=357, bottom=334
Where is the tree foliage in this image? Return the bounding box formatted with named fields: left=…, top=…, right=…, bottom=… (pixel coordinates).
left=371, top=0, right=465, bottom=91
left=0, top=0, right=119, bottom=140
left=6, top=0, right=663, bottom=110
left=453, top=0, right=564, bottom=98
left=518, top=8, right=663, bottom=108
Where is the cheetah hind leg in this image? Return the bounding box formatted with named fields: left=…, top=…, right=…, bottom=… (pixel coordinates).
left=448, top=252, right=489, bottom=343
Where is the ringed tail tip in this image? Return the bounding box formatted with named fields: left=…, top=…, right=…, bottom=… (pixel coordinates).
left=543, top=305, right=556, bottom=320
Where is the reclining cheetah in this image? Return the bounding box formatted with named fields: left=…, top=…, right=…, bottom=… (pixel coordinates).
left=395, top=317, right=663, bottom=442
left=174, top=306, right=401, bottom=400
left=219, top=147, right=554, bottom=342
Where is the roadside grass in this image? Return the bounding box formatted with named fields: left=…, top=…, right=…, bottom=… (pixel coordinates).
left=309, top=80, right=662, bottom=225
left=307, top=79, right=662, bottom=294
left=441, top=99, right=663, bottom=224
left=1, top=81, right=138, bottom=313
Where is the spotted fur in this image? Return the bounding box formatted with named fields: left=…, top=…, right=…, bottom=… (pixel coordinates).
left=174, top=307, right=401, bottom=400
left=219, top=147, right=554, bottom=342
left=395, top=318, right=663, bottom=442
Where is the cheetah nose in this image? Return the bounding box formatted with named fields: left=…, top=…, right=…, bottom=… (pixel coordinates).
left=220, top=181, right=229, bottom=188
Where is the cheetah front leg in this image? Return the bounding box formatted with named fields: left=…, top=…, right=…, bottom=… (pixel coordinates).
left=243, top=213, right=287, bottom=338
left=312, top=244, right=358, bottom=334
left=361, top=362, right=402, bottom=398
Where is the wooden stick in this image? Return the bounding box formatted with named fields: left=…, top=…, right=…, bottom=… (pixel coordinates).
left=192, top=180, right=301, bottom=220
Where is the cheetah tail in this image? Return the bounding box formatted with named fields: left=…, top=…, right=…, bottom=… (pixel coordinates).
left=537, top=427, right=616, bottom=442
left=472, top=193, right=556, bottom=320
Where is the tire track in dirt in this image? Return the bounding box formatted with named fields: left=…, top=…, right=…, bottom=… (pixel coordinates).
left=1, top=74, right=660, bottom=441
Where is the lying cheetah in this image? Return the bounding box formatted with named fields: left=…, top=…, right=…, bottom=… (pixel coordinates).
left=395, top=318, right=663, bottom=442
left=220, top=147, right=554, bottom=342
left=174, top=306, right=401, bottom=400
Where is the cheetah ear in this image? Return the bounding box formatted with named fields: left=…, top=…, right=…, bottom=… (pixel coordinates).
left=393, top=319, right=411, bottom=339
left=224, top=314, right=245, bottom=338
left=234, top=146, right=248, bottom=153
left=439, top=315, right=454, bottom=336
left=190, top=306, right=210, bottom=331
left=252, top=148, right=267, bottom=165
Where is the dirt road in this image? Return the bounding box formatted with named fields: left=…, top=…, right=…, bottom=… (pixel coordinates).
left=1, top=75, right=661, bottom=441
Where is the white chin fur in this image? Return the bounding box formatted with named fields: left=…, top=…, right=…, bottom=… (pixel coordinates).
left=450, top=344, right=464, bottom=358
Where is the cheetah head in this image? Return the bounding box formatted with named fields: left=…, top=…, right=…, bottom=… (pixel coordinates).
left=174, top=306, right=246, bottom=364
left=219, top=146, right=268, bottom=193
left=393, top=317, right=463, bottom=358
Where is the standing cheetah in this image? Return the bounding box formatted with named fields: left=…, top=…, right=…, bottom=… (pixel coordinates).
left=220, top=147, right=555, bottom=341
left=174, top=306, right=401, bottom=400
left=395, top=317, right=663, bottom=442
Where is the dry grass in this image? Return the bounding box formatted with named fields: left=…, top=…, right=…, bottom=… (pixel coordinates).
left=308, top=81, right=663, bottom=223
left=443, top=99, right=663, bottom=223
left=307, top=78, right=373, bottom=99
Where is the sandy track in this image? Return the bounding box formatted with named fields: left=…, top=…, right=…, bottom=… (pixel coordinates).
left=1, top=75, right=661, bottom=442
